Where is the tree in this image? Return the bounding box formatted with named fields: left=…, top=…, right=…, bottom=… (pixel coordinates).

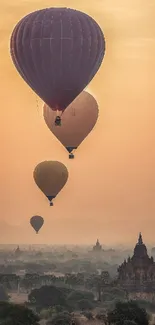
left=64, top=274, right=79, bottom=288
left=0, top=285, right=9, bottom=301
left=108, top=287, right=127, bottom=299
left=53, top=305, right=66, bottom=313
left=101, top=287, right=127, bottom=305
left=0, top=320, right=13, bottom=325
left=77, top=299, right=94, bottom=311
left=40, top=308, right=54, bottom=320
left=0, top=301, right=39, bottom=325
left=66, top=290, right=94, bottom=311
left=123, top=321, right=137, bottom=325
left=64, top=273, right=85, bottom=288
left=86, top=271, right=110, bottom=302
left=0, top=275, right=20, bottom=291
left=136, top=299, right=155, bottom=313
left=96, top=312, right=108, bottom=325
left=82, top=311, right=93, bottom=320
left=46, top=312, right=72, bottom=325
left=28, top=285, right=66, bottom=310
left=107, top=301, right=149, bottom=325
left=40, top=305, right=67, bottom=320
left=46, top=310, right=81, bottom=325
left=67, top=290, right=94, bottom=303
left=115, top=320, right=137, bottom=325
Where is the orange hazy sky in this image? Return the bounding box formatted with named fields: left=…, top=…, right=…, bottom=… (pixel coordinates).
left=0, top=0, right=155, bottom=245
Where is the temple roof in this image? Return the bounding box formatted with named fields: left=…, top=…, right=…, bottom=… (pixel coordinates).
left=96, top=239, right=100, bottom=246
left=117, top=233, right=155, bottom=288
left=132, top=232, right=148, bottom=258
left=138, top=233, right=143, bottom=245
left=93, top=238, right=102, bottom=251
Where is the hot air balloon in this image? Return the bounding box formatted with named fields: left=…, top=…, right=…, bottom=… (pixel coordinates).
left=30, top=215, right=44, bottom=234
left=43, top=91, right=99, bottom=158
left=33, top=161, right=68, bottom=206
left=10, top=8, right=105, bottom=125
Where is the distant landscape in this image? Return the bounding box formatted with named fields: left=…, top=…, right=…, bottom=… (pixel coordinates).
left=0, top=236, right=154, bottom=324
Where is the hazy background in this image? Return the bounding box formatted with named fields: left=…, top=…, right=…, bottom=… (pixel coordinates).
left=0, top=0, right=155, bottom=245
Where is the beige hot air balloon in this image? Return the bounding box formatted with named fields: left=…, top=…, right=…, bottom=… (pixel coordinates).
left=43, top=91, right=99, bottom=159
left=33, top=161, right=69, bottom=206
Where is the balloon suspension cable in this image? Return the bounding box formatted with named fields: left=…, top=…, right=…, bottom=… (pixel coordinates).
left=36, top=97, right=39, bottom=113
left=35, top=96, right=42, bottom=117
left=36, top=231, right=38, bottom=234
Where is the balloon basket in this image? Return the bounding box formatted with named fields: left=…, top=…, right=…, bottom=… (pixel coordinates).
left=55, top=116, right=61, bottom=126
left=69, top=153, right=74, bottom=159
left=50, top=202, right=53, bottom=206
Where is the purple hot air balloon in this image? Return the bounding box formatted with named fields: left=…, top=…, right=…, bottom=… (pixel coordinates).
left=10, top=7, right=105, bottom=122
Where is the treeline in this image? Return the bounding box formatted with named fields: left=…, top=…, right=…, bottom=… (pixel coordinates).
left=0, top=280, right=153, bottom=325
left=0, top=259, right=118, bottom=276
left=0, top=271, right=112, bottom=292
left=0, top=295, right=151, bottom=325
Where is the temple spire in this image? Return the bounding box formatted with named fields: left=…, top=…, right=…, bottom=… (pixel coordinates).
left=138, top=232, right=143, bottom=245
left=93, top=238, right=102, bottom=251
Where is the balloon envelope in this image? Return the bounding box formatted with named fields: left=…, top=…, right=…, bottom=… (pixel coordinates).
left=30, top=215, right=44, bottom=234
left=10, top=8, right=105, bottom=111
left=43, top=91, right=99, bottom=155
left=33, top=161, right=69, bottom=205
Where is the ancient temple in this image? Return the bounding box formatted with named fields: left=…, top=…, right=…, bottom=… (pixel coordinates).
left=93, top=239, right=102, bottom=252
left=14, top=246, right=22, bottom=258
left=117, top=233, right=155, bottom=300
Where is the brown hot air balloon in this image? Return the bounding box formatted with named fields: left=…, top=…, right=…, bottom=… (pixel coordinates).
left=33, top=161, right=69, bottom=206
left=30, top=216, right=44, bottom=234
left=43, top=91, right=99, bottom=158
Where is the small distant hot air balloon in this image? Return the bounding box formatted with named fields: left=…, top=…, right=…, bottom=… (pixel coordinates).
left=43, top=91, right=99, bottom=158
left=10, top=7, right=105, bottom=125
left=30, top=215, right=44, bottom=234
left=33, top=161, right=68, bottom=206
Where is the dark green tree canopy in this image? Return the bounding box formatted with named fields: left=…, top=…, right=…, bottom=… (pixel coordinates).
left=0, top=285, right=9, bottom=301
left=28, top=285, right=66, bottom=309
left=67, top=290, right=94, bottom=302
left=107, top=301, right=149, bottom=325
left=123, top=321, right=138, bottom=325
left=115, top=321, right=137, bottom=325
left=0, top=301, right=39, bottom=325
left=46, top=312, right=80, bottom=325
left=77, top=299, right=94, bottom=311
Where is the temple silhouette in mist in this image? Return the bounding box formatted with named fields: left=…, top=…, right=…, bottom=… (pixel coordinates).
left=117, top=233, right=155, bottom=300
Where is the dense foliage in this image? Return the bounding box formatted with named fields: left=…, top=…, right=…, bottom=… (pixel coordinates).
left=107, top=301, right=149, bottom=325
left=0, top=301, right=40, bottom=325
